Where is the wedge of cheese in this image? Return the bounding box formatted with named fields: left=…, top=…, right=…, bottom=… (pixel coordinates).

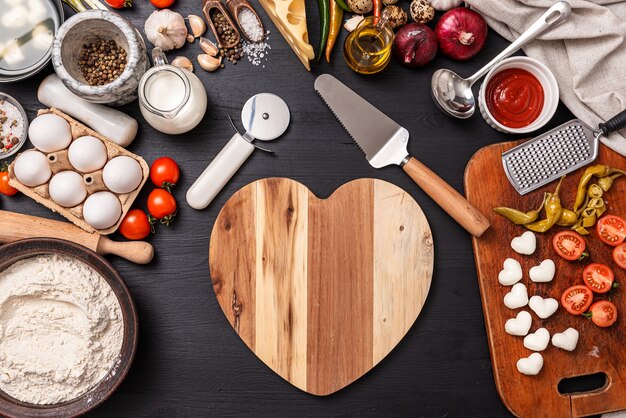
left=259, top=0, right=314, bottom=70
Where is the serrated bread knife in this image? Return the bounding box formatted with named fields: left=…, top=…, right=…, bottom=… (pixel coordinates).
left=314, top=74, right=490, bottom=237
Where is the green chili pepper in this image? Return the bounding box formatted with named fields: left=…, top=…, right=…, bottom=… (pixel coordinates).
left=573, top=165, right=626, bottom=211
left=572, top=225, right=590, bottom=235
left=556, top=209, right=578, bottom=227
left=524, top=178, right=564, bottom=233
left=317, top=0, right=330, bottom=61
left=493, top=194, right=546, bottom=225
left=334, top=0, right=351, bottom=12
left=581, top=208, right=597, bottom=228
left=598, top=173, right=624, bottom=192
left=587, top=184, right=603, bottom=199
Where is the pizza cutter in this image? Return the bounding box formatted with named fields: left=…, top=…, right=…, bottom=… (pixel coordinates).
left=186, top=93, right=290, bottom=210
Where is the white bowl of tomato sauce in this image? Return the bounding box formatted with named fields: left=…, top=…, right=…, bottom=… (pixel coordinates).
left=478, top=56, right=559, bottom=134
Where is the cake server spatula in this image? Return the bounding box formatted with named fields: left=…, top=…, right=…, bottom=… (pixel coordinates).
left=502, top=109, right=626, bottom=195
left=314, top=74, right=490, bottom=237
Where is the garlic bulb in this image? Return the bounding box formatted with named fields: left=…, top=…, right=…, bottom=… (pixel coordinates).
left=172, top=56, right=194, bottom=72
left=188, top=15, right=206, bottom=38
left=429, top=0, right=462, bottom=11
left=144, top=9, right=188, bottom=51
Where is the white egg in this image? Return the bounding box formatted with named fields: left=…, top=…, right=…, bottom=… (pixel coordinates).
left=102, top=156, right=143, bottom=194
left=68, top=136, right=108, bottom=173
left=48, top=171, right=87, bottom=207
left=83, top=191, right=122, bottom=230
left=13, top=150, right=51, bottom=187
left=28, top=114, right=72, bottom=153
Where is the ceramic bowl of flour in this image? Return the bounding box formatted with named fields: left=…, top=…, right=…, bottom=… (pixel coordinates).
left=0, top=238, right=138, bottom=417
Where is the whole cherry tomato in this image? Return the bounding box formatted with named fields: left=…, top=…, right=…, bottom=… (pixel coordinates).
left=150, top=157, right=180, bottom=191
left=0, top=164, right=18, bottom=196
left=105, top=0, right=132, bottom=8
left=150, top=0, right=175, bottom=8
left=119, top=209, right=152, bottom=240
left=147, top=189, right=177, bottom=225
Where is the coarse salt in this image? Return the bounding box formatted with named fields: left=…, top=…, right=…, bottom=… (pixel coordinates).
left=238, top=8, right=264, bottom=43
left=243, top=31, right=271, bottom=67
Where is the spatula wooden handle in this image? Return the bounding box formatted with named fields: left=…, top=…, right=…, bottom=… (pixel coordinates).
left=402, top=157, right=490, bottom=237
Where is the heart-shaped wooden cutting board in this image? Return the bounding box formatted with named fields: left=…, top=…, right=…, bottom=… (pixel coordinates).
left=209, top=178, right=434, bottom=395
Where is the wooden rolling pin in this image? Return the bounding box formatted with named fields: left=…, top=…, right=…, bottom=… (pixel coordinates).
left=0, top=210, right=154, bottom=264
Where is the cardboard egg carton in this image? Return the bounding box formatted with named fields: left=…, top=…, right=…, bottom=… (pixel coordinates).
left=258, top=0, right=314, bottom=70
left=7, top=108, right=149, bottom=235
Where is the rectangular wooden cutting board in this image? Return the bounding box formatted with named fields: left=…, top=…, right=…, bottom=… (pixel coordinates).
left=464, top=142, right=626, bottom=418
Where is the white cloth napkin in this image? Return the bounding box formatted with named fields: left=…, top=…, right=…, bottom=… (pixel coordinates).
left=466, top=0, right=626, bottom=156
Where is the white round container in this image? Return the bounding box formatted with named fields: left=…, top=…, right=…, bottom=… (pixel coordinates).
left=478, top=56, right=559, bottom=134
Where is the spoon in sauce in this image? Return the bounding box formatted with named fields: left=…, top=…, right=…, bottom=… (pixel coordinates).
left=431, top=1, right=570, bottom=119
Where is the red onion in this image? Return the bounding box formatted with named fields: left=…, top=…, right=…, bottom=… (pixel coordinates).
left=435, top=7, right=487, bottom=61
left=393, top=23, right=438, bottom=68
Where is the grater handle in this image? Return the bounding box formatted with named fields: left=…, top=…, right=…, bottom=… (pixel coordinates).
left=599, top=109, right=626, bottom=136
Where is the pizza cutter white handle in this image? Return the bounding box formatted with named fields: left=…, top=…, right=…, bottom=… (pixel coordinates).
left=186, top=133, right=255, bottom=210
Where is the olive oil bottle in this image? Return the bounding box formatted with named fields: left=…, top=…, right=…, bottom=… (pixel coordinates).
left=343, top=12, right=394, bottom=75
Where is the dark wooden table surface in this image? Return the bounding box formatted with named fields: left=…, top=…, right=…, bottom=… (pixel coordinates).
left=1, top=1, right=579, bottom=416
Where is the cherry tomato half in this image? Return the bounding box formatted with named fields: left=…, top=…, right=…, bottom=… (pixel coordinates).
left=596, top=215, right=626, bottom=246
left=147, top=188, right=177, bottom=225
left=613, top=243, right=626, bottom=270
left=119, top=209, right=152, bottom=240
left=586, top=300, right=618, bottom=327
left=553, top=231, right=587, bottom=261
left=582, top=263, right=614, bottom=294
left=150, top=156, right=180, bottom=191
left=561, top=285, right=593, bottom=315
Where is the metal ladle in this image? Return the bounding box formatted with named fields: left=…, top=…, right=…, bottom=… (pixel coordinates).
left=431, top=1, right=571, bottom=119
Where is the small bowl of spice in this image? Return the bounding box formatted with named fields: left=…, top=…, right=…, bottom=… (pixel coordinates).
left=0, top=93, right=28, bottom=159
left=478, top=56, right=559, bottom=134
left=52, top=10, right=148, bottom=106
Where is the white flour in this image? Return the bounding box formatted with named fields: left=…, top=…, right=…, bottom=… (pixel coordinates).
left=0, top=254, right=124, bottom=405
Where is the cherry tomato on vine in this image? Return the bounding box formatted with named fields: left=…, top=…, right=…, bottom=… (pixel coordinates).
left=585, top=300, right=618, bottom=328
left=119, top=209, right=152, bottom=240
left=596, top=215, right=626, bottom=246
left=148, top=189, right=177, bottom=225
left=150, top=157, right=180, bottom=191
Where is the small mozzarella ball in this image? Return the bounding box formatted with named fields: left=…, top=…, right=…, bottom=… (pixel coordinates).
left=83, top=191, right=122, bottom=230
left=48, top=171, right=87, bottom=207
left=102, top=156, right=143, bottom=194
left=68, top=136, right=108, bottom=173
left=28, top=114, right=72, bottom=153
left=13, top=150, right=51, bottom=187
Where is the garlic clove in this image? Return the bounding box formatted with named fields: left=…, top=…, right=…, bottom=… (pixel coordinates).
left=197, top=54, right=221, bottom=72
left=344, top=15, right=364, bottom=32
left=186, top=33, right=195, bottom=43
left=188, top=14, right=206, bottom=38
left=199, top=37, right=218, bottom=56
left=172, top=56, right=194, bottom=72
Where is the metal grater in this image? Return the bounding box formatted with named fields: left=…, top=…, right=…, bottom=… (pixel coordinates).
left=502, top=120, right=599, bottom=195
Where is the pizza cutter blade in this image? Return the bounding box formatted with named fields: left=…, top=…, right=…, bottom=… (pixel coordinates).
left=186, top=93, right=290, bottom=210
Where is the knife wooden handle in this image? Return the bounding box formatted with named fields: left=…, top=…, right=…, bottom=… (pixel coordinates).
left=402, top=157, right=490, bottom=237
left=0, top=210, right=154, bottom=264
